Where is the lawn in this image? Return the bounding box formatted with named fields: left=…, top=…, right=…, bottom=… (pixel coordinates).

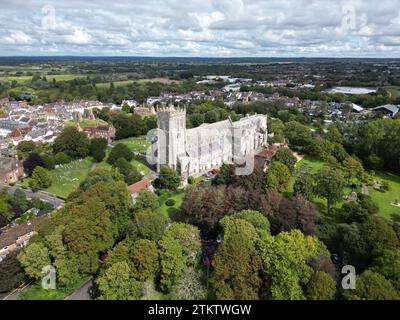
left=287, top=155, right=325, bottom=194
left=114, top=136, right=151, bottom=154
left=385, top=86, right=400, bottom=99
left=97, top=158, right=150, bottom=176
left=45, top=158, right=93, bottom=198
left=132, top=159, right=151, bottom=176
left=65, top=119, right=108, bottom=129
left=21, top=158, right=93, bottom=198
left=369, top=171, right=400, bottom=221
left=158, top=189, right=185, bottom=218
left=288, top=155, right=400, bottom=221
left=19, top=277, right=89, bottom=300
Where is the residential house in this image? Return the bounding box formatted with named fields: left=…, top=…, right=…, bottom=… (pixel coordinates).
left=0, top=157, right=24, bottom=184
left=0, top=217, right=45, bottom=262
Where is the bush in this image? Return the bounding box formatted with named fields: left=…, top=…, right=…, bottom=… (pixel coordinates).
left=165, top=198, right=176, bottom=207
left=381, top=181, right=390, bottom=192
left=55, top=152, right=72, bottom=165
left=187, top=176, right=195, bottom=184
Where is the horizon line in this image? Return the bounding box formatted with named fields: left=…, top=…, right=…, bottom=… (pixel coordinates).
left=0, top=55, right=399, bottom=60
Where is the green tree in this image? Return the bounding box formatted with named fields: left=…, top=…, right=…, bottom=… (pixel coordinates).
left=54, top=152, right=71, bottom=165
left=159, top=235, right=186, bottom=292
left=17, top=141, right=36, bottom=156
left=134, top=189, right=159, bottom=212
left=89, top=138, right=108, bottom=162
left=130, top=239, right=159, bottom=281
left=113, top=157, right=142, bottom=185
left=11, top=189, right=29, bottom=213
left=371, top=249, right=400, bottom=291
left=29, top=166, right=52, bottom=190
left=204, top=110, right=220, bottom=123
left=362, top=215, right=400, bottom=253
left=326, top=126, right=343, bottom=144
left=164, top=222, right=202, bottom=266
left=130, top=209, right=168, bottom=241
left=211, top=217, right=262, bottom=300
left=342, top=270, right=399, bottom=300
left=107, top=143, right=133, bottom=165
left=18, top=242, right=51, bottom=280
left=284, top=121, right=312, bottom=149
left=53, top=126, right=90, bottom=159
left=265, top=161, right=291, bottom=193
left=97, top=262, right=142, bottom=300
left=63, top=197, right=116, bottom=274
left=341, top=156, right=365, bottom=184
left=259, top=230, right=330, bottom=300
left=0, top=253, right=25, bottom=293
left=306, top=271, right=336, bottom=300
left=293, top=172, right=315, bottom=200
left=230, top=210, right=270, bottom=235
left=274, top=148, right=297, bottom=173
left=23, top=152, right=45, bottom=176
left=314, top=167, right=346, bottom=214
left=42, top=154, right=55, bottom=170
left=154, top=166, right=181, bottom=190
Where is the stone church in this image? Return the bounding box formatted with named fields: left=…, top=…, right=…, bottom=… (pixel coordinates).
left=153, top=105, right=268, bottom=179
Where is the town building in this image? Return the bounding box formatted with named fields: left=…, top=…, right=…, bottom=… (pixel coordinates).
left=0, top=157, right=24, bottom=184
left=373, top=104, right=399, bottom=118
left=83, top=125, right=116, bottom=143
left=0, top=217, right=45, bottom=262
left=127, top=178, right=154, bottom=201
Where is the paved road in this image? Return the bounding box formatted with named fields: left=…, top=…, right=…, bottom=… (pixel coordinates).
left=2, top=281, right=33, bottom=300
left=0, top=183, right=65, bottom=208
left=65, top=278, right=93, bottom=300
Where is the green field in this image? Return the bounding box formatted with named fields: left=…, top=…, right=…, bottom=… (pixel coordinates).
left=369, top=171, right=400, bottom=221
left=21, top=158, right=93, bottom=198
left=20, top=136, right=153, bottom=198
left=0, top=74, right=83, bottom=83
left=289, top=155, right=400, bottom=221
left=65, top=119, right=108, bottom=129
left=385, top=86, right=400, bottom=99
left=95, top=78, right=179, bottom=89
left=114, top=136, right=151, bottom=154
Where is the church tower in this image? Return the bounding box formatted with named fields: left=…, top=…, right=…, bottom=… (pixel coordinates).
left=156, top=105, right=186, bottom=172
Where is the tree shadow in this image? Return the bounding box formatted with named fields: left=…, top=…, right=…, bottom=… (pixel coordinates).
left=390, top=212, right=400, bottom=223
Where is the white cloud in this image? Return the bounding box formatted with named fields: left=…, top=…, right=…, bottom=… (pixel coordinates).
left=2, top=31, right=33, bottom=45
left=0, top=0, right=399, bottom=57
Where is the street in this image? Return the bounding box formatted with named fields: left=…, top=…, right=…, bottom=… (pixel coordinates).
left=65, top=278, right=93, bottom=300
left=0, top=182, right=65, bottom=208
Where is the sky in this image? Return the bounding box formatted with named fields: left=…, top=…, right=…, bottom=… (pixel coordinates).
left=0, top=0, right=399, bottom=57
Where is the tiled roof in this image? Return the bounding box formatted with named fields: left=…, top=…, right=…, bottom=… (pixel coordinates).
left=127, top=179, right=152, bottom=194
left=0, top=216, right=45, bottom=249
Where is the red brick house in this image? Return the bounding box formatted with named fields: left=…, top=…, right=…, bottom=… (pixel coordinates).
left=84, top=125, right=116, bottom=143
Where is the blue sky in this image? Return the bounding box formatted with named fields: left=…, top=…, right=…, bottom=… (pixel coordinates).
left=0, top=0, right=399, bottom=57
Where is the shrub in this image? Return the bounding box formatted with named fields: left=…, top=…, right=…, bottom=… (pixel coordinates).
left=165, top=198, right=176, bottom=207
left=187, top=176, right=195, bottom=184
